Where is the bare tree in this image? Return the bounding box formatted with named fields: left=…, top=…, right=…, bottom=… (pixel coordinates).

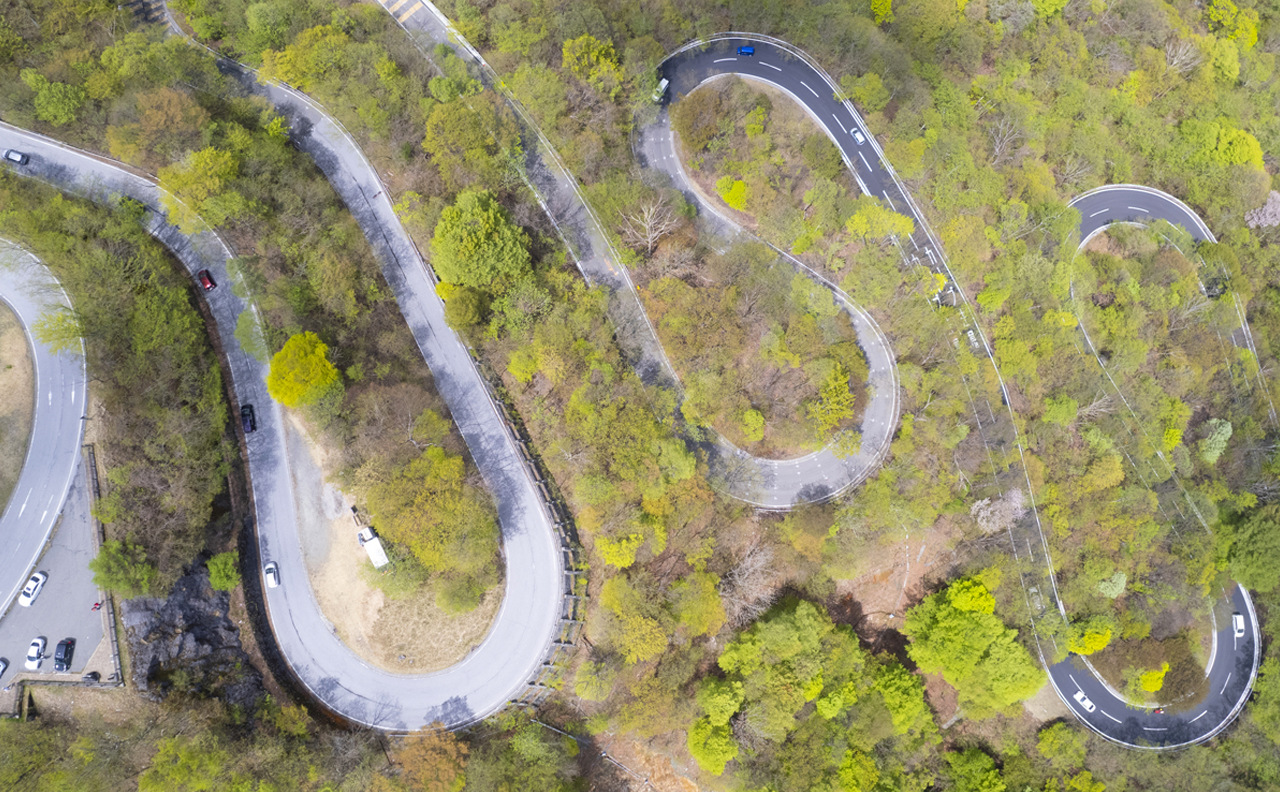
left=1057, top=154, right=1093, bottom=187
left=987, top=116, right=1022, bottom=166
left=1077, top=393, right=1115, bottom=421
left=618, top=197, right=681, bottom=256
left=970, top=488, right=1027, bottom=535
left=1246, top=191, right=1280, bottom=229
left=1165, top=37, right=1203, bottom=75
left=719, top=541, right=779, bottom=628
left=1170, top=291, right=1214, bottom=331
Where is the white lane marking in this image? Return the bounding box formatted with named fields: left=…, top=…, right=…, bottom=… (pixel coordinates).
left=883, top=192, right=897, bottom=210
left=909, top=236, right=918, bottom=250
left=800, top=80, right=819, bottom=97
left=48, top=391, right=52, bottom=405
left=1142, top=726, right=1168, bottom=731
left=762, top=61, right=782, bottom=71
left=1127, top=205, right=1149, bottom=213
left=858, top=151, right=871, bottom=170
left=714, top=57, right=737, bottom=63
left=1190, top=710, right=1208, bottom=723
left=40, top=510, right=47, bottom=522
left=1089, top=208, right=1108, bottom=218
left=1068, top=673, right=1080, bottom=687
left=18, top=488, right=31, bottom=517
left=1101, top=710, right=1122, bottom=723
left=1221, top=673, right=1232, bottom=694
left=833, top=115, right=847, bottom=133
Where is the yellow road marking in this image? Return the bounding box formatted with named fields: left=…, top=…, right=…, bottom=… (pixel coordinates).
left=397, top=2, right=422, bottom=21
left=386, top=0, right=412, bottom=13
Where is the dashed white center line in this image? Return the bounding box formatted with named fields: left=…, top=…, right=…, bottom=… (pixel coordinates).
left=1101, top=710, right=1122, bottom=723
left=833, top=115, right=847, bottom=133
left=18, top=488, right=31, bottom=517
left=1190, top=710, right=1208, bottom=723
left=883, top=192, right=897, bottom=210
left=762, top=61, right=782, bottom=71
left=1127, top=205, right=1149, bottom=213
left=1141, top=726, right=1168, bottom=731
left=1221, top=672, right=1232, bottom=694
left=1089, top=208, right=1108, bottom=218
left=858, top=151, right=871, bottom=170
left=714, top=57, right=737, bottom=63
left=800, top=80, right=819, bottom=97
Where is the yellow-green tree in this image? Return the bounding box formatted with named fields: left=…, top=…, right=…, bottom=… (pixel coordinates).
left=1067, top=616, right=1113, bottom=656
left=845, top=197, right=915, bottom=240
left=431, top=190, right=532, bottom=292
left=158, top=147, right=254, bottom=233
left=266, top=332, right=341, bottom=408
left=561, top=34, right=624, bottom=99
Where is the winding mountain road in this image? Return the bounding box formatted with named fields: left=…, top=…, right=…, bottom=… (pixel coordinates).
left=1, top=94, right=561, bottom=728
left=656, top=37, right=1261, bottom=748
left=0, top=237, right=85, bottom=615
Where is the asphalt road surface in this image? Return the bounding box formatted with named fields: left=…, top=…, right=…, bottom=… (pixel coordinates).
left=659, top=37, right=1262, bottom=748
left=0, top=117, right=561, bottom=730
left=1049, top=584, right=1258, bottom=749
left=0, top=240, right=86, bottom=614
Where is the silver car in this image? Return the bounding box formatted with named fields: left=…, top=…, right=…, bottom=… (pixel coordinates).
left=1233, top=613, right=1246, bottom=638
left=18, top=572, right=47, bottom=607
left=264, top=562, right=280, bottom=589
left=1073, top=689, right=1096, bottom=713
left=25, top=637, right=46, bottom=671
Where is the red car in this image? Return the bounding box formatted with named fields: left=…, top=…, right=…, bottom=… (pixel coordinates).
left=197, top=269, right=216, bottom=291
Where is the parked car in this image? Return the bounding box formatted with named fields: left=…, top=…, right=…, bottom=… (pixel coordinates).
left=0, top=658, right=8, bottom=678
left=18, top=571, right=47, bottom=607
left=1233, top=612, right=1246, bottom=638
left=54, top=639, right=75, bottom=673
left=736, top=45, right=754, bottom=56
left=241, top=404, right=256, bottom=433
left=3, top=149, right=29, bottom=165
left=25, top=637, right=46, bottom=671
left=264, top=562, right=280, bottom=589
left=197, top=269, right=216, bottom=291
left=852, top=129, right=867, bottom=145
left=1073, top=690, right=1096, bottom=713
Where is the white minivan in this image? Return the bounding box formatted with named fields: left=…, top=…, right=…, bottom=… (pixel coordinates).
left=1233, top=612, right=1246, bottom=638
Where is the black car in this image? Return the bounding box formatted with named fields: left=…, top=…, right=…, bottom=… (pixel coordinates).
left=241, top=404, right=256, bottom=433
left=54, top=638, right=75, bottom=673
left=3, top=149, right=29, bottom=165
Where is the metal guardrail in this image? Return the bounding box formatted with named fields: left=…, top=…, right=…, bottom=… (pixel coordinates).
left=82, top=444, right=125, bottom=687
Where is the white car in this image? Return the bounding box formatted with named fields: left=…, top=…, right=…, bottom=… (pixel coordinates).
left=1233, top=612, right=1246, bottom=638
left=1073, top=690, right=1096, bottom=713
left=851, top=129, right=866, bottom=145
left=264, top=562, right=280, bottom=589
left=18, top=572, right=47, bottom=607
left=25, top=637, right=46, bottom=671
left=0, top=658, right=8, bottom=678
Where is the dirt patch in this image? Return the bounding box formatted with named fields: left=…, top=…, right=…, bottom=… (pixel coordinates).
left=834, top=518, right=961, bottom=633
left=27, top=682, right=161, bottom=726
left=922, top=671, right=961, bottom=727
left=1022, top=679, right=1072, bottom=722
left=594, top=731, right=701, bottom=792
left=283, top=413, right=503, bottom=673
left=0, top=301, right=34, bottom=510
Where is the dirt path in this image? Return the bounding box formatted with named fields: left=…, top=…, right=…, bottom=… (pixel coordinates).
left=0, top=301, right=34, bottom=511
left=283, top=413, right=502, bottom=673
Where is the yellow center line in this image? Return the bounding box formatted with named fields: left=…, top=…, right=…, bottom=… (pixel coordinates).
left=397, top=2, right=422, bottom=21
left=386, top=0, right=412, bottom=13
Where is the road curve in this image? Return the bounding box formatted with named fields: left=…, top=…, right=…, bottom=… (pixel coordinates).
left=0, top=238, right=86, bottom=614
left=0, top=107, right=561, bottom=729
left=659, top=37, right=1263, bottom=748
left=1049, top=184, right=1263, bottom=748
left=375, top=3, right=894, bottom=508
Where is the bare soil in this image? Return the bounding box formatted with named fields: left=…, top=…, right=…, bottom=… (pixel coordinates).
left=0, top=302, right=34, bottom=510
left=284, top=413, right=503, bottom=673
left=834, top=517, right=961, bottom=632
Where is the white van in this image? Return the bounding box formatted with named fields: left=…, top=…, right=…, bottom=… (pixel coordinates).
left=1233, top=612, right=1246, bottom=638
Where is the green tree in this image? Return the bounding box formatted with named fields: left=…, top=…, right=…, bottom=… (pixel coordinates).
left=157, top=147, right=254, bottom=233
left=1198, top=418, right=1233, bottom=465
left=90, top=539, right=159, bottom=597
left=687, top=717, right=738, bottom=776
left=561, top=34, right=623, bottom=99
left=1043, top=395, right=1079, bottom=426
left=266, top=332, right=341, bottom=409
left=600, top=576, right=670, bottom=663
left=874, top=663, right=936, bottom=736
left=1219, top=504, right=1280, bottom=592
left=807, top=362, right=857, bottom=434
left=902, top=578, right=1045, bottom=716
left=846, top=198, right=915, bottom=240
left=872, top=0, right=894, bottom=24
left=431, top=190, right=532, bottom=292
left=1067, top=616, right=1113, bottom=655
left=946, top=748, right=1006, bottom=792
left=670, top=571, right=726, bottom=637
left=20, top=70, right=86, bottom=126
left=715, top=176, right=748, bottom=211
left=574, top=661, right=619, bottom=702
left=206, top=551, right=240, bottom=592
left=1037, top=722, right=1087, bottom=772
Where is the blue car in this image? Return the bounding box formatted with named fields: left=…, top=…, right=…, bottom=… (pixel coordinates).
left=737, top=46, right=754, bottom=56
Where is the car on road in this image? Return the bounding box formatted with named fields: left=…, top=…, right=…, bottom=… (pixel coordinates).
left=54, top=639, right=75, bottom=673
left=1073, top=690, right=1096, bottom=713
left=3, top=149, right=29, bottom=165
left=197, top=269, right=217, bottom=291
left=0, top=658, right=7, bottom=678
left=25, top=637, right=46, bottom=671
left=18, top=571, right=47, bottom=607
left=1233, top=612, right=1246, bottom=638
left=241, top=404, right=256, bottom=433
left=1028, top=586, right=1044, bottom=614
left=264, top=562, right=280, bottom=589
left=736, top=45, right=754, bottom=56
left=851, top=129, right=866, bottom=145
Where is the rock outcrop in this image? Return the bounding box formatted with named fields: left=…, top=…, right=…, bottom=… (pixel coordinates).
left=121, top=569, right=263, bottom=712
